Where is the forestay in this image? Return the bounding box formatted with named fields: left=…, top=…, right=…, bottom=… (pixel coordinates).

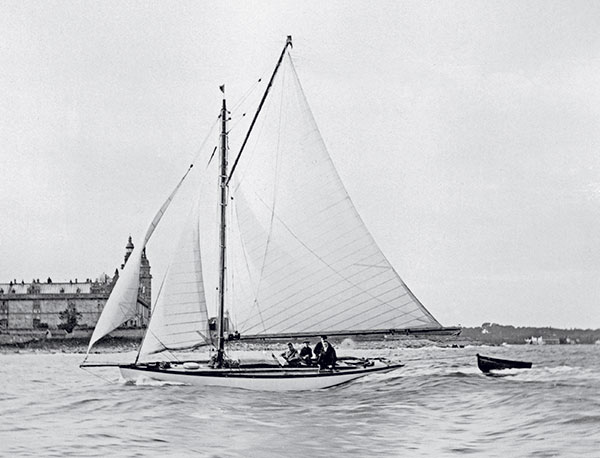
left=226, top=52, right=442, bottom=337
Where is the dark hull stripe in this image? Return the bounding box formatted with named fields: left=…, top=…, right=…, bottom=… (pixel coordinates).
left=120, top=363, right=403, bottom=379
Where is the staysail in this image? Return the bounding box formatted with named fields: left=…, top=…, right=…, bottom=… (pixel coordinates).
left=86, top=166, right=196, bottom=353
left=137, top=201, right=210, bottom=357
left=86, top=243, right=146, bottom=352
left=226, top=51, right=442, bottom=337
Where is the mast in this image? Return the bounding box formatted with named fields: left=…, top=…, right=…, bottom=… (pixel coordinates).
left=214, top=37, right=292, bottom=366
left=216, top=95, right=228, bottom=366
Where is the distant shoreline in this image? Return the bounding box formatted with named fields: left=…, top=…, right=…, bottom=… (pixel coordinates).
left=3, top=323, right=599, bottom=354
left=0, top=335, right=139, bottom=354
left=0, top=333, right=474, bottom=354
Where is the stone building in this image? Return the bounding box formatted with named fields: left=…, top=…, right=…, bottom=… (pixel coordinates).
left=0, top=237, right=151, bottom=332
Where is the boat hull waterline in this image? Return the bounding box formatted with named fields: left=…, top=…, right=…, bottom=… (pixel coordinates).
left=120, top=362, right=404, bottom=391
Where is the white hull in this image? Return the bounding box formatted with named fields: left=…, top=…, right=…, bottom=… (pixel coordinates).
left=120, top=361, right=402, bottom=391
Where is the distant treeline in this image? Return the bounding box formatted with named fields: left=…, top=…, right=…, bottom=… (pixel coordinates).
left=460, top=323, right=600, bottom=345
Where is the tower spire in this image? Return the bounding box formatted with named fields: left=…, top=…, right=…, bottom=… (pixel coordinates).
left=124, top=235, right=134, bottom=264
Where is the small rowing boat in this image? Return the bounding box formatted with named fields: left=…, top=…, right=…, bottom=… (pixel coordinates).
left=476, top=353, right=532, bottom=373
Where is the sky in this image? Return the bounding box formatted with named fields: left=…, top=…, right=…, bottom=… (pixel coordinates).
left=1, top=1, right=600, bottom=329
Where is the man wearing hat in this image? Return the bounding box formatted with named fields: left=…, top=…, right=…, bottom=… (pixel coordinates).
left=299, top=341, right=313, bottom=365
left=316, top=340, right=337, bottom=370
left=313, top=335, right=328, bottom=359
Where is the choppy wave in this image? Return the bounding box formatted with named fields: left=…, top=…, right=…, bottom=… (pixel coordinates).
left=1, top=345, right=599, bottom=457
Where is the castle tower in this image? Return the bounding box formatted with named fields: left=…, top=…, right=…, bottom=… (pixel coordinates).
left=139, top=247, right=152, bottom=305
left=124, top=235, right=134, bottom=264
left=120, top=236, right=151, bottom=303
left=116, top=236, right=152, bottom=326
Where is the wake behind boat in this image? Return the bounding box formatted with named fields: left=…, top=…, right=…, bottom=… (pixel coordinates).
left=81, top=36, right=458, bottom=391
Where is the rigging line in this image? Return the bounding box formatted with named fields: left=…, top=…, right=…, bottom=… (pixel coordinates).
left=229, top=194, right=265, bottom=330
left=230, top=106, right=270, bottom=193
left=138, top=231, right=211, bottom=359
left=286, top=52, right=439, bottom=325
left=257, top=59, right=288, bottom=334
left=273, top=51, right=406, bottom=309
left=80, top=365, right=117, bottom=385
left=228, top=175, right=408, bottom=327
left=225, top=199, right=241, bottom=329
left=135, top=263, right=171, bottom=363
left=231, top=77, right=264, bottom=112
left=139, top=346, right=183, bottom=363
left=89, top=114, right=220, bottom=355
left=247, top=224, right=376, bottom=293
left=162, top=350, right=187, bottom=363
left=227, top=112, right=248, bottom=134
left=335, top=298, right=425, bottom=331
left=226, top=82, right=405, bottom=331
left=238, top=62, right=288, bottom=335
left=185, top=114, right=220, bottom=171
left=135, top=250, right=206, bottom=358
left=346, top=306, right=418, bottom=327
left=226, top=36, right=293, bottom=186
left=233, top=192, right=399, bottom=321
left=268, top=273, right=403, bottom=327
left=141, top=115, right=219, bottom=247
left=144, top=141, right=213, bottom=338
left=206, top=146, right=218, bottom=169
left=257, top=275, right=404, bottom=334
left=260, top=247, right=393, bottom=307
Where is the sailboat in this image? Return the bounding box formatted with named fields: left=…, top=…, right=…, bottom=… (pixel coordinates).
left=81, top=36, right=459, bottom=391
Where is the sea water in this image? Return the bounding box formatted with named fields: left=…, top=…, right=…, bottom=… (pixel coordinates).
left=1, top=344, right=599, bottom=457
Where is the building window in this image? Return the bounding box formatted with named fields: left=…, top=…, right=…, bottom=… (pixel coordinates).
left=0, top=301, right=7, bottom=329
left=33, top=301, right=41, bottom=327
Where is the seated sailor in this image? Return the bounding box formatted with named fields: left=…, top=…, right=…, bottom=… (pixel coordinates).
left=281, top=342, right=301, bottom=366
left=313, top=335, right=328, bottom=359
left=299, top=341, right=313, bottom=365
left=316, top=340, right=337, bottom=370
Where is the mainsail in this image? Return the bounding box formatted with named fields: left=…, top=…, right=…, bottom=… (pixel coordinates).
left=88, top=41, right=452, bottom=358
left=225, top=51, right=442, bottom=337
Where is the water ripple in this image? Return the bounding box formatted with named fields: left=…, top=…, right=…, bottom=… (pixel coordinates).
left=2, top=345, right=599, bottom=457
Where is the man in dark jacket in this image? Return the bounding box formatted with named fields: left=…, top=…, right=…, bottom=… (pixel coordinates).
left=299, top=341, right=313, bottom=365
left=313, top=335, right=328, bottom=359
left=316, top=340, right=337, bottom=370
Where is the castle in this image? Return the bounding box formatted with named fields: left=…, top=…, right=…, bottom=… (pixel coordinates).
left=0, top=237, right=151, bottom=333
